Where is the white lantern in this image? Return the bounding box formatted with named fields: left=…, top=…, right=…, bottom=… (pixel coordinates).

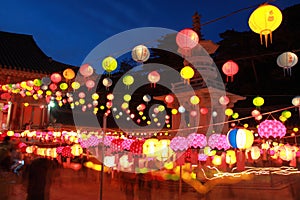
left=132, top=45, right=150, bottom=63
left=277, top=52, right=298, bottom=76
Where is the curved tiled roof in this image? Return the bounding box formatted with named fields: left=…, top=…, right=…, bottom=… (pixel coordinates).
left=0, top=31, right=78, bottom=74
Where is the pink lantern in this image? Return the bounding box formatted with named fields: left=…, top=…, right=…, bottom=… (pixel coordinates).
left=190, top=110, right=197, bottom=117
left=56, top=146, right=64, bottom=154
left=122, top=138, right=135, bottom=150
left=87, top=135, right=100, bottom=147
left=85, top=80, right=95, bottom=90
left=148, top=71, right=160, bottom=88
left=106, top=101, right=113, bottom=109
left=78, top=92, right=85, bottom=99
left=208, top=134, right=230, bottom=150
left=50, top=73, right=62, bottom=83
left=170, top=136, right=188, bottom=152
left=222, top=60, right=239, bottom=82
left=176, top=28, right=199, bottom=49
left=187, top=133, right=207, bottom=148
left=106, top=93, right=114, bottom=101
left=251, top=109, right=260, bottom=117
left=258, top=119, right=286, bottom=138
left=103, top=135, right=115, bottom=147
left=165, top=95, right=174, bottom=104
left=219, top=96, right=230, bottom=106
left=79, top=64, right=94, bottom=77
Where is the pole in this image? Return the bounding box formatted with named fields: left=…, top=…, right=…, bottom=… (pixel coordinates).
left=100, top=114, right=107, bottom=200
left=179, top=165, right=182, bottom=200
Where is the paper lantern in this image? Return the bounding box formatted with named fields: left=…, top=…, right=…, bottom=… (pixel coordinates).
left=227, top=128, right=254, bottom=149
left=277, top=52, right=298, bottom=76
left=148, top=71, right=160, bottom=88
left=248, top=4, right=282, bottom=47
left=278, top=145, right=294, bottom=161
left=42, top=77, right=51, bottom=86
left=33, top=79, right=42, bottom=87
left=176, top=28, right=199, bottom=49
left=178, top=106, right=185, bottom=113
left=123, top=94, right=131, bottom=102
left=143, top=138, right=159, bottom=157
left=187, top=133, right=207, bottom=148
left=131, top=45, right=150, bottom=63
left=219, top=95, right=230, bottom=106
left=251, top=109, right=261, bottom=117
left=212, top=155, right=222, bottom=166
left=50, top=73, right=62, bottom=83
left=281, top=110, right=291, bottom=119
left=143, top=94, right=151, bottom=103
left=102, top=56, right=118, bottom=73
left=137, top=103, right=146, bottom=111
left=79, top=64, right=93, bottom=77
left=63, top=68, right=75, bottom=80
left=253, top=96, right=264, bottom=107
left=292, top=96, right=300, bottom=106
left=190, top=110, right=197, bottom=117
left=170, top=136, right=188, bottom=152
left=222, top=60, right=239, bottom=82
left=190, top=95, right=200, bottom=105
left=226, top=150, right=236, bottom=165
left=123, top=75, right=134, bottom=88
left=102, top=78, right=112, bottom=89
left=208, top=134, right=230, bottom=150
left=200, top=107, right=208, bottom=115
left=180, top=66, right=194, bottom=83
left=111, top=138, right=124, bottom=153
left=59, top=82, right=68, bottom=90
left=129, top=139, right=145, bottom=155
left=171, top=108, right=178, bottom=115
left=61, top=146, right=72, bottom=157
left=49, top=83, right=57, bottom=91
left=258, top=119, right=286, bottom=138
left=85, top=80, right=95, bottom=90
left=165, top=95, right=174, bottom=104
left=71, top=144, right=83, bottom=156
left=71, top=81, right=80, bottom=90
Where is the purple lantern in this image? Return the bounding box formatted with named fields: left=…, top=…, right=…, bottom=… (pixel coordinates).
left=258, top=120, right=286, bottom=138
left=208, top=134, right=230, bottom=150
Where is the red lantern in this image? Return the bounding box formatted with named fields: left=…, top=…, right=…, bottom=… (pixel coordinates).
left=49, top=83, right=57, bottom=91
left=164, top=95, right=174, bottom=104
left=50, top=73, right=62, bottom=83
left=200, top=107, right=208, bottom=115
left=148, top=71, right=160, bottom=88
left=222, top=60, right=239, bottom=82
left=176, top=28, right=199, bottom=49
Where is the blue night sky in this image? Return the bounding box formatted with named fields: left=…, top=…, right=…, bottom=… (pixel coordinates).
left=0, top=0, right=298, bottom=66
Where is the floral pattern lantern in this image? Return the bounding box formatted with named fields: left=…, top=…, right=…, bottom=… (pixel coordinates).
left=176, top=28, right=199, bottom=49
left=87, top=135, right=100, bottom=147
left=227, top=128, right=254, bottom=149
left=103, top=135, right=115, bottom=147
left=170, top=136, right=188, bottom=152
left=111, top=138, right=124, bottom=153
left=208, top=134, right=230, bottom=150
left=102, top=56, right=118, bottom=74
left=222, top=60, right=239, bottom=82
left=248, top=4, right=282, bottom=47
left=131, top=45, right=150, bottom=63
left=130, top=139, right=145, bottom=155
left=258, top=119, right=286, bottom=138
left=277, top=52, right=298, bottom=76
left=61, top=146, right=72, bottom=157
left=122, top=138, right=135, bottom=151
left=187, top=133, right=207, bottom=148
left=148, top=71, right=160, bottom=88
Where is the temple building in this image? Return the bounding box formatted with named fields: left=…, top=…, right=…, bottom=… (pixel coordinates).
left=0, top=31, right=77, bottom=130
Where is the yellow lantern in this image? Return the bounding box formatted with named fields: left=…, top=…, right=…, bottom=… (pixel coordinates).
left=226, top=150, right=236, bottom=165
left=156, top=139, right=173, bottom=161
left=143, top=138, right=159, bottom=157
left=92, top=93, right=99, bottom=100
left=248, top=4, right=282, bottom=47
left=190, top=95, right=200, bottom=105
left=123, top=75, right=134, bottom=88
left=212, top=155, right=222, bottom=166
left=171, top=108, right=178, bottom=115
left=71, top=81, right=80, bottom=90
left=71, top=144, right=83, bottom=156
left=253, top=96, right=264, bottom=107
left=123, top=94, right=131, bottom=102
left=180, top=66, right=194, bottom=83
left=225, top=108, right=233, bottom=116
left=59, top=82, right=68, bottom=91
left=7, top=131, right=14, bottom=136
left=102, top=56, right=118, bottom=73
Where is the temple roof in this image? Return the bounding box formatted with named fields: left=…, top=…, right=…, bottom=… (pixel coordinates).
left=0, top=31, right=77, bottom=74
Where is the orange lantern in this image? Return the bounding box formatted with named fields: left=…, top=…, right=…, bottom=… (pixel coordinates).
left=248, top=4, right=282, bottom=47
left=222, top=60, right=239, bottom=82
left=63, top=68, right=75, bottom=80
